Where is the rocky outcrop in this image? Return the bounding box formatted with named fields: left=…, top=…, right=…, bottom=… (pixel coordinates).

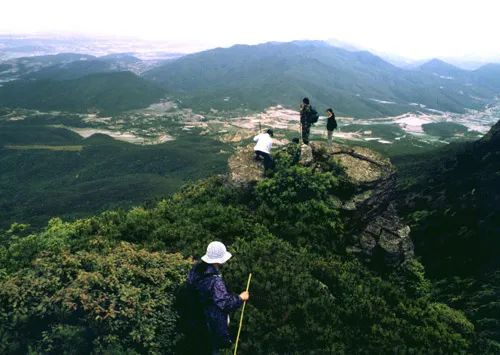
left=307, top=143, right=413, bottom=266
left=309, top=142, right=394, bottom=183
left=228, top=146, right=265, bottom=185
left=299, top=144, right=314, bottom=166
left=228, top=141, right=414, bottom=266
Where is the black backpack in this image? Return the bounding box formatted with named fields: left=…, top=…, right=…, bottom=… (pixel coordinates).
left=308, top=107, right=319, bottom=124
left=176, top=280, right=208, bottom=335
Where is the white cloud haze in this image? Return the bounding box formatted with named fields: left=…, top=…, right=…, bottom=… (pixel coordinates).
left=1, top=0, right=499, bottom=60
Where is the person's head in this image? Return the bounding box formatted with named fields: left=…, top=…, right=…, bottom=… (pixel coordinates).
left=266, top=128, right=274, bottom=137
left=201, top=241, right=232, bottom=266
left=326, top=108, right=334, bottom=117
left=302, top=97, right=310, bottom=105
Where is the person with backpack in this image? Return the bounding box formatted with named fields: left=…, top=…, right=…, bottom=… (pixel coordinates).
left=253, top=128, right=274, bottom=172
left=300, top=97, right=319, bottom=145
left=183, top=241, right=250, bottom=355
left=326, top=108, right=338, bottom=145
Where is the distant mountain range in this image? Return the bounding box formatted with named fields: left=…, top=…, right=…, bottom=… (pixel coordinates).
left=1, top=40, right=500, bottom=117
left=0, top=52, right=153, bottom=83
left=144, top=41, right=500, bottom=117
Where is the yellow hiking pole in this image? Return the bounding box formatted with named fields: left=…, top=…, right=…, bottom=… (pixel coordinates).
left=233, top=273, right=252, bottom=355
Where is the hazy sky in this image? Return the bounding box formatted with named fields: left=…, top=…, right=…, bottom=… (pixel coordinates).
left=2, top=0, right=499, bottom=60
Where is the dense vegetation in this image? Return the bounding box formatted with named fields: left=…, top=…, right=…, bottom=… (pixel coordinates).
left=144, top=41, right=498, bottom=117
left=0, top=72, right=165, bottom=114
left=422, top=121, right=469, bottom=138
left=0, top=144, right=482, bottom=353
left=0, top=118, right=231, bottom=230
left=397, top=120, right=500, bottom=352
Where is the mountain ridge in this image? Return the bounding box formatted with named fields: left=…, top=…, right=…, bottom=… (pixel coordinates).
left=143, top=41, right=499, bottom=117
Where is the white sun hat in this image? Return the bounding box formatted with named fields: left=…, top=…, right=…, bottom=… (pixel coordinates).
left=201, top=241, right=232, bottom=264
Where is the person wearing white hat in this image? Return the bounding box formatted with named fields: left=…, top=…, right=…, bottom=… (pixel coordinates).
left=186, top=241, right=249, bottom=354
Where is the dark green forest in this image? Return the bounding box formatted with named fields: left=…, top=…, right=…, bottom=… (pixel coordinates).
left=0, top=118, right=231, bottom=230
left=0, top=72, right=165, bottom=114
left=1, top=126, right=498, bottom=353
left=396, top=120, right=500, bottom=351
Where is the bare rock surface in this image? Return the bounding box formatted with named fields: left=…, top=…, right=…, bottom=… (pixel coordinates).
left=228, top=146, right=264, bottom=185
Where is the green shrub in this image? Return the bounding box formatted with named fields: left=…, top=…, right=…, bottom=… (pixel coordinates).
left=0, top=241, right=191, bottom=354
left=256, top=165, right=344, bottom=251
left=221, top=235, right=474, bottom=354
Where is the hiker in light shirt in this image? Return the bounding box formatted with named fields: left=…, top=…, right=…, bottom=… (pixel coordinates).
left=253, top=128, right=274, bottom=171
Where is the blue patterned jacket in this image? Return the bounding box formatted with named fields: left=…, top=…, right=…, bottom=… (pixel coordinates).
left=187, top=262, right=243, bottom=347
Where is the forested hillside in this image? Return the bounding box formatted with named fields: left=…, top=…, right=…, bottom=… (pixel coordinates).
left=0, top=72, right=165, bottom=114
left=397, top=120, right=500, bottom=352
left=0, top=118, right=230, bottom=230
left=0, top=140, right=487, bottom=354
left=144, top=41, right=498, bottom=117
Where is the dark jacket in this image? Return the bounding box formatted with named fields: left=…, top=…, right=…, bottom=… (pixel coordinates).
left=327, top=112, right=337, bottom=131
left=187, top=262, right=243, bottom=348
left=300, top=104, right=312, bottom=125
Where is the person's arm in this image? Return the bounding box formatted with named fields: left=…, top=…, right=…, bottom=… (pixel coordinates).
left=253, top=134, right=260, bottom=142
left=212, top=277, right=244, bottom=312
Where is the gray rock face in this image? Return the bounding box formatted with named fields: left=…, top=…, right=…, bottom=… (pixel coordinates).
left=356, top=203, right=414, bottom=266
left=299, top=144, right=314, bottom=166
left=308, top=143, right=414, bottom=266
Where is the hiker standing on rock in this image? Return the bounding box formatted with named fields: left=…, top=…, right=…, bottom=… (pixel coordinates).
left=253, top=128, right=274, bottom=171
left=300, top=97, right=319, bottom=145
left=326, top=108, right=338, bottom=145
left=186, top=241, right=249, bottom=355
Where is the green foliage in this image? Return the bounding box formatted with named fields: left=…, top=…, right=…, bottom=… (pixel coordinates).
left=222, top=235, right=474, bottom=354
left=256, top=165, right=344, bottom=251
left=422, top=122, right=469, bottom=138
left=396, top=120, right=500, bottom=349
left=390, top=258, right=432, bottom=298
left=0, top=241, right=191, bottom=354
left=0, top=71, right=164, bottom=114
left=0, top=121, right=231, bottom=230
left=0, top=139, right=487, bottom=353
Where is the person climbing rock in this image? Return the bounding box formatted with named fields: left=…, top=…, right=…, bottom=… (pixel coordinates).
left=253, top=128, right=274, bottom=171
left=300, top=97, right=319, bottom=145
left=186, top=241, right=249, bottom=355
left=326, top=108, right=338, bottom=145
